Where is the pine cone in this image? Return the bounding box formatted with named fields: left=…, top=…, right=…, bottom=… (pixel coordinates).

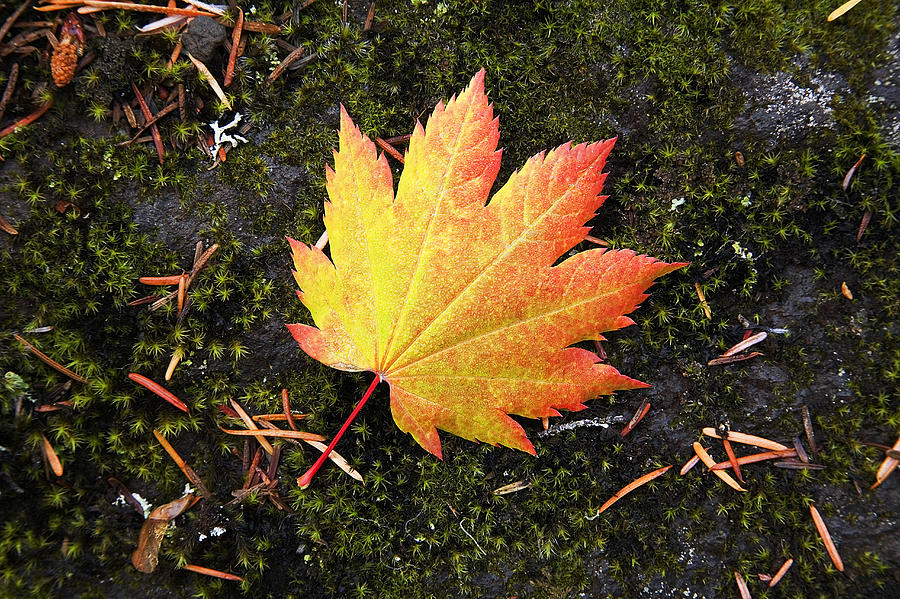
left=51, top=42, right=78, bottom=87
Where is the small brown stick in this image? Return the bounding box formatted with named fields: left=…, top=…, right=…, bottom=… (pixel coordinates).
left=809, top=504, right=844, bottom=572
left=229, top=400, right=274, bottom=454
left=187, top=52, right=231, bottom=110
left=769, top=558, right=793, bottom=587
left=265, top=45, right=305, bottom=86
left=218, top=427, right=326, bottom=442
left=152, top=429, right=211, bottom=498
left=856, top=210, right=871, bottom=243
left=707, top=352, right=762, bottom=366
left=182, top=564, right=243, bottom=582
left=584, top=235, right=608, bottom=246
left=733, top=571, right=751, bottom=599
left=0, top=29, right=49, bottom=55
left=374, top=137, right=404, bottom=163
left=0, top=98, right=53, bottom=137
left=128, top=373, right=190, bottom=413
left=13, top=333, right=88, bottom=383
left=223, top=7, right=242, bottom=87
left=693, top=442, right=745, bottom=491
left=0, top=212, right=18, bottom=235
left=620, top=400, right=650, bottom=437
left=120, top=101, right=178, bottom=146
left=596, top=465, right=671, bottom=514
left=694, top=282, right=711, bottom=319
left=139, top=275, right=182, bottom=285
left=0, top=63, right=20, bottom=122
left=0, top=1, right=33, bottom=43
left=722, top=331, right=767, bottom=357
left=722, top=439, right=744, bottom=483
left=40, top=433, right=64, bottom=476
left=801, top=405, right=818, bottom=460
left=702, top=427, right=789, bottom=451
left=710, top=449, right=797, bottom=470
left=130, top=82, right=164, bottom=163
left=282, top=388, right=297, bottom=431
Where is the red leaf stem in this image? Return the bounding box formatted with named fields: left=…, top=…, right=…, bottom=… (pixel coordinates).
left=297, top=374, right=380, bottom=489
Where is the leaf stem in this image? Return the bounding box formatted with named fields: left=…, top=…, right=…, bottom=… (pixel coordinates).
left=297, top=374, right=380, bottom=489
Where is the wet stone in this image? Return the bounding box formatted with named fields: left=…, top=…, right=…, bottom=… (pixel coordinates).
left=182, top=16, right=226, bottom=63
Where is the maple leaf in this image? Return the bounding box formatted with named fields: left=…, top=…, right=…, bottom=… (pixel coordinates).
left=287, top=70, right=686, bottom=466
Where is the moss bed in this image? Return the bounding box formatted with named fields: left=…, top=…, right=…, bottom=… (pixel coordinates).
left=0, top=0, right=898, bottom=597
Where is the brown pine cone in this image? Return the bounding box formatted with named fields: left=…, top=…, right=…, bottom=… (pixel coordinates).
left=51, top=42, right=78, bottom=87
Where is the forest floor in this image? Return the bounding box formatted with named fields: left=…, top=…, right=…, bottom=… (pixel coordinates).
left=0, top=1, right=898, bottom=598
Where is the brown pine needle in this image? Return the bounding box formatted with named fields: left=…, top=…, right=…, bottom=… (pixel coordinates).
left=809, top=504, right=844, bottom=572
left=722, top=439, right=744, bottom=483
left=374, top=137, right=405, bottom=163
left=0, top=98, right=53, bottom=137
left=0, top=212, right=17, bottom=235
left=694, top=282, right=711, bottom=319
left=40, top=433, right=63, bottom=476
left=228, top=400, right=274, bottom=454
left=164, top=347, right=182, bottom=381
left=709, top=449, right=797, bottom=470
left=152, top=429, right=211, bottom=498
left=130, top=82, right=164, bottom=164
left=187, top=52, right=231, bottom=110
left=871, top=434, right=900, bottom=489
left=223, top=7, right=242, bottom=87
left=679, top=452, right=703, bottom=475
left=301, top=439, right=364, bottom=485
left=597, top=465, right=672, bottom=514
left=702, top=428, right=789, bottom=451
left=182, top=563, right=243, bottom=582
left=60, top=1, right=215, bottom=17
left=734, top=571, right=751, bottom=599
left=219, top=427, right=325, bottom=442
left=139, top=275, right=182, bottom=285
left=282, top=388, right=297, bottom=431
left=621, top=400, right=650, bottom=437
left=769, top=558, right=793, bottom=587
left=693, top=442, right=745, bottom=492
left=266, top=45, right=305, bottom=86
left=13, top=333, right=88, bottom=383
left=493, top=480, right=532, bottom=495
left=707, top=351, right=762, bottom=366
left=802, top=404, right=819, bottom=460
left=252, top=413, right=309, bottom=422
left=827, top=0, right=864, bottom=21
left=128, top=373, right=189, bottom=413
left=722, top=331, right=767, bottom=357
